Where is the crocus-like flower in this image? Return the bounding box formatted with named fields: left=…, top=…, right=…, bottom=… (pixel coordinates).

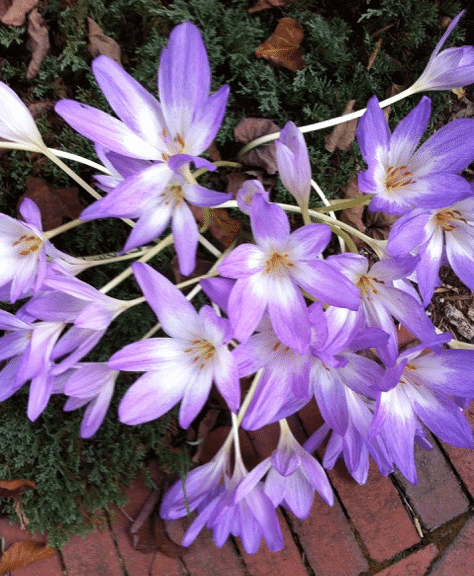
left=275, top=121, right=311, bottom=212
left=217, top=195, right=360, bottom=354
left=111, top=262, right=239, bottom=429
left=370, top=338, right=474, bottom=483
left=55, top=23, right=231, bottom=275
left=235, top=419, right=333, bottom=519
left=411, top=12, right=474, bottom=93
left=62, top=363, right=118, bottom=438
left=357, top=95, right=474, bottom=215
left=388, top=195, right=474, bottom=305
left=55, top=22, right=229, bottom=164
left=328, top=253, right=437, bottom=366
left=0, top=81, right=45, bottom=151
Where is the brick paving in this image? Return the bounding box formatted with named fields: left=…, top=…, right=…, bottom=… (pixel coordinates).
left=2, top=403, right=474, bottom=575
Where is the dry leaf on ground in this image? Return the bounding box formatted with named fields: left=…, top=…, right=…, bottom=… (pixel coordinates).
left=0, top=540, right=55, bottom=574
left=26, top=9, right=49, bottom=80
left=87, top=18, right=121, bottom=63
left=234, top=117, right=280, bottom=173
left=18, top=177, right=83, bottom=231
left=1, top=0, right=37, bottom=25
left=324, top=100, right=358, bottom=153
left=190, top=205, right=242, bottom=249
left=0, top=479, right=36, bottom=499
left=255, top=17, right=307, bottom=72
left=248, top=0, right=299, bottom=12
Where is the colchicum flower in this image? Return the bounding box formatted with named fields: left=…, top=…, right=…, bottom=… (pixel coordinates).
left=55, top=22, right=231, bottom=274
left=357, top=95, right=474, bottom=215
left=217, top=195, right=360, bottom=354
left=111, top=262, right=239, bottom=429
left=410, top=11, right=474, bottom=93
left=388, top=195, right=474, bottom=305
left=0, top=81, right=46, bottom=151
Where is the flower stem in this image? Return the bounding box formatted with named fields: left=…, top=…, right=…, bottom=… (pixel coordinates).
left=237, top=368, right=264, bottom=426
left=47, top=148, right=112, bottom=174
left=43, top=218, right=85, bottom=240
left=237, top=86, right=415, bottom=159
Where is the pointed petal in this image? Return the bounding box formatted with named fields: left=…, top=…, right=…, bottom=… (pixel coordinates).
left=172, top=202, right=198, bottom=276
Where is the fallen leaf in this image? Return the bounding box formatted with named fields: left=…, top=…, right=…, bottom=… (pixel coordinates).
left=324, top=100, right=358, bottom=152
left=255, top=17, right=306, bottom=72
left=1, top=0, right=37, bottom=26
left=87, top=18, right=121, bottom=63
left=153, top=515, right=187, bottom=558
left=190, top=205, right=242, bottom=249
left=225, top=172, right=251, bottom=197
left=234, top=117, right=280, bottom=173
left=365, top=209, right=397, bottom=241
left=0, top=0, right=9, bottom=19
left=18, top=177, right=83, bottom=231
left=191, top=408, right=220, bottom=463
left=367, top=38, right=382, bottom=72
left=0, top=479, right=36, bottom=499
left=26, top=9, right=49, bottom=80
left=0, top=540, right=55, bottom=574
left=248, top=0, right=299, bottom=12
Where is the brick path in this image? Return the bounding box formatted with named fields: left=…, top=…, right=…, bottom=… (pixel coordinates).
left=2, top=403, right=474, bottom=576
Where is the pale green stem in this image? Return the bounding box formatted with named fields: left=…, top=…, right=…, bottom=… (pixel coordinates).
left=237, top=86, right=416, bottom=159
left=47, top=148, right=113, bottom=174
left=43, top=148, right=136, bottom=227
left=316, top=195, right=372, bottom=213
left=0, top=142, right=43, bottom=152
left=199, top=234, right=223, bottom=258
left=99, top=234, right=174, bottom=294
left=43, top=218, right=85, bottom=240
left=82, top=246, right=152, bottom=265
left=217, top=199, right=385, bottom=254
left=236, top=368, right=264, bottom=427
left=311, top=178, right=344, bottom=251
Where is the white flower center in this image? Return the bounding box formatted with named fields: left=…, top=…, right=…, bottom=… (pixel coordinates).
left=12, top=233, right=43, bottom=257
left=264, top=250, right=294, bottom=277
left=184, top=339, right=216, bottom=370
left=434, top=208, right=467, bottom=232
left=385, top=165, right=413, bottom=192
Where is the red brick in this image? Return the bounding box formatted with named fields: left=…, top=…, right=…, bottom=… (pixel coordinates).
left=237, top=508, right=308, bottom=576
left=166, top=517, right=247, bottom=576
left=328, top=459, right=419, bottom=562
left=0, top=518, right=63, bottom=576
left=393, top=438, right=469, bottom=530
left=373, top=543, right=438, bottom=576
left=288, top=494, right=368, bottom=576
left=109, top=480, right=182, bottom=576
left=61, top=513, right=123, bottom=576
left=429, top=516, right=474, bottom=575
left=442, top=402, right=474, bottom=499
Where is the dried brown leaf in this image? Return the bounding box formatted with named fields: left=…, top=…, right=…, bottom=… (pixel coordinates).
left=26, top=9, right=49, bottom=80
left=255, top=17, right=306, bottom=73
left=0, top=540, right=55, bottom=574
left=0, top=479, right=36, bottom=499
left=1, top=0, right=37, bottom=25
left=367, top=38, right=382, bottom=72
left=190, top=205, right=242, bottom=249
left=234, top=118, right=280, bottom=173
left=19, top=177, right=83, bottom=231
left=192, top=408, right=220, bottom=463
left=87, top=18, right=121, bottom=63
left=324, top=100, right=358, bottom=153
left=248, top=0, right=299, bottom=13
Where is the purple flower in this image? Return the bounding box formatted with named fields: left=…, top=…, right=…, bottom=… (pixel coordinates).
left=233, top=316, right=311, bottom=430
left=55, top=22, right=231, bottom=275
left=111, top=262, right=239, bottom=429
left=275, top=121, right=311, bottom=211
left=181, top=453, right=284, bottom=554
left=217, top=195, right=360, bottom=354
left=328, top=253, right=437, bottom=366
left=357, top=95, right=474, bottom=214
left=411, top=12, right=474, bottom=92
left=235, top=419, right=333, bottom=519
left=388, top=195, right=474, bottom=304
left=55, top=22, right=229, bottom=163
left=63, top=363, right=118, bottom=438
left=370, top=339, right=474, bottom=483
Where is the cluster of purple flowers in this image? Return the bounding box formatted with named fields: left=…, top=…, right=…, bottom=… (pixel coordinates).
left=1, top=13, right=474, bottom=554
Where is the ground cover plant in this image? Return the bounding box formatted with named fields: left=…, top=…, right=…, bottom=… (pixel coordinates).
left=1, top=0, right=474, bottom=562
